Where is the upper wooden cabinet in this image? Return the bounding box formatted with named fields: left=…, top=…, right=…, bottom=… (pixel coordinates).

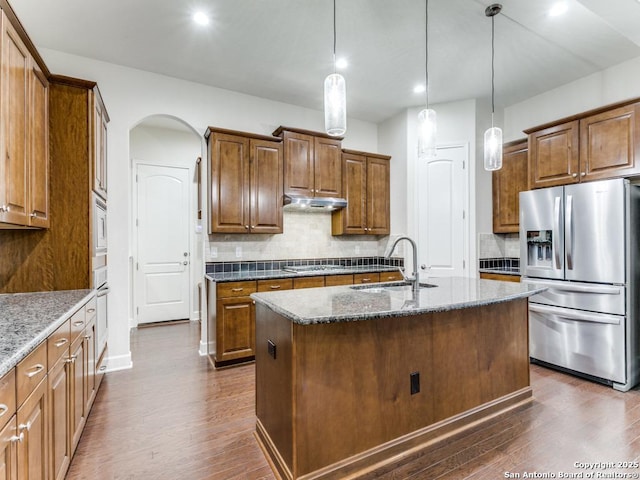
left=273, top=127, right=342, bottom=198
left=527, top=99, right=640, bottom=188
left=90, top=87, right=109, bottom=200
left=207, top=127, right=283, bottom=234
left=0, top=12, right=50, bottom=228
left=332, top=150, right=390, bottom=236
left=493, top=139, right=528, bottom=233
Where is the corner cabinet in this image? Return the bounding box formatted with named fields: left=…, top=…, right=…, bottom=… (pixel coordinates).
left=332, top=150, right=390, bottom=235
left=493, top=139, right=528, bottom=233
left=0, top=12, right=50, bottom=228
left=207, top=128, right=283, bottom=234
left=527, top=98, right=640, bottom=189
left=273, top=126, right=342, bottom=198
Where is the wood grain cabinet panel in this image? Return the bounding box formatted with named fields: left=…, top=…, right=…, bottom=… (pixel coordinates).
left=379, top=270, right=404, bottom=282
left=257, top=279, right=293, bottom=292
left=353, top=272, right=380, bottom=284
left=528, top=120, right=579, bottom=189
left=293, top=276, right=325, bottom=289
left=69, top=336, right=85, bottom=453
left=216, top=297, right=256, bottom=363
left=332, top=150, right=390, bottom=235
left=207, top=129, right=283, bottom=234
left=27, top=62, right=49, bottom=228
left=90, top=88, right=109, bottom=200
left=48, top=356, right=69, bottom=480
left=16, top=378, right=48, bottom=480
left=275, top=127, right=342, bottom=199
left=493, top=139, right=528, bottom=233
left=580, top=102, right=640, bottom=181
left=324, top=274, right=353, bottom=286
left=0, top=416, right=18, bottom=480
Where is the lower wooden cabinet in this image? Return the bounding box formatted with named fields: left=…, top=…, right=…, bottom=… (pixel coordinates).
left=479, top=272, right=521, bottom=283
left=0, top=295, right=102, bottom=480
left=216, top=296, right=256, bottom=365
left=354, top=272, right=380, bottom=284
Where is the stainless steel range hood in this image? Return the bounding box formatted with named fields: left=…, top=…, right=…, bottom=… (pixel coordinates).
left=283, top=194, right=347, bottom=211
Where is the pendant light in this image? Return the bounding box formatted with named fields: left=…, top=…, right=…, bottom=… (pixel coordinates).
left=324, top=0, right=346, bottom=136
left=417, top=0, right=436, bottom=160
left=484, top=4, right=503, bottom=171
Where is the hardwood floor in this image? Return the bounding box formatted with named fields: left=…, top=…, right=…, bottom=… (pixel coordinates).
left=67, top=321, right=640, bottom=480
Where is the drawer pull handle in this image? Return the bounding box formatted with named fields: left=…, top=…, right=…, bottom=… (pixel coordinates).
left=10, top=432, right=24, bottom=443
left=84, top=335, right=91, bottom=340
left=18, top=421, right=31, bottom=432
left=25, top=364, right=44, bottom=378
left=99, top=365, right=107, bottom=372
left=270, top=285, right=281, bottom=290
left=87, top=308, right=96, bottom=313
left=73, top=321, right=85, bottom=327
left=361, top=278, right=371, bottom=282
left=65, top=354, right=78, bottom=364
left=54, top=338, right=68, bottom=347
left=231, top=288, right=244, bottom=292
left=0, top=404, right=8, bottom=417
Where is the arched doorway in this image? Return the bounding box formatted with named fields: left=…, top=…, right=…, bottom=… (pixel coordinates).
left=129, top=115, right=204, bottom=328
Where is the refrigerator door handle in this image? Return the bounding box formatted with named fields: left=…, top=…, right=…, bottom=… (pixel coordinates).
left=529, top=303, right=621, bottom=325
left=522, top=278, right=623, bottom=295
left=553, top=196, right=562, bottom=269
left=565, top=194, right=574, bottom=270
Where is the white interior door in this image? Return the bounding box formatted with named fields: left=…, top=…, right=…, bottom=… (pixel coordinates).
left=417, top=144, right=468, bottom=277
left=135, top=163, right=191, bottom=324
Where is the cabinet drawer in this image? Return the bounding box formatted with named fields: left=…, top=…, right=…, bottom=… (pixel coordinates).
left=85, top=296, right=97, bottom=322
left=353, top=273, right=380, bottom=284
left=325, top=274, right=353, bottom=286
left=16, top=341, right=47, bottom=407
left=257, top=279, right=293, bottom=292
left=70, top=308, right=87, bottom=342
left=380, top=271, right=404, bottom=283
left=217, top=281, right=257, bottom=298
left=293, top=276, right=325, bottom=289
left=0, top=369, right=16, bottom=430
left=47, top=319, right=71, bottom=369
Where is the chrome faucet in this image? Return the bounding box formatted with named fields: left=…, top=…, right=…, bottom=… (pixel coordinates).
left=386, top=236, right=420, bottom=293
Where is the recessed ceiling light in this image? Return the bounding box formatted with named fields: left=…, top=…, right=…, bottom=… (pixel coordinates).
left=193, top=11, right=210, bottom=26
left=413, top=84, right=426, bottom=94
left=549, top=2, right=568, bottom=17
left=335, top=58, right=348, bottom=69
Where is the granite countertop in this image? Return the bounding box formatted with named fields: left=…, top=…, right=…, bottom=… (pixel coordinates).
left=251, top=277, right=545, bottom=325
left=0, top=289, right=94, bottom=377
left=206, top=265, right=400, bottom=283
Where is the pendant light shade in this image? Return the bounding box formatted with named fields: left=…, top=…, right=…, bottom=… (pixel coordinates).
left=484, top=126, right=503, bottom=171
left=484, top=3, right=503, bottom=171
left=417, top=0, right=436, bottom=160
left=324, top=73, right=346, bottom=136
left=324, top=0, right=346, bottom=137
left=417, top=108, right=437, bottom=160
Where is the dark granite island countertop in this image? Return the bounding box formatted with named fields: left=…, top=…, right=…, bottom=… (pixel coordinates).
left=251, top=276, right=544, bottom=325
left=253, top=276, right=545, bottom=480
left=0, top=289, right=94, bottom=377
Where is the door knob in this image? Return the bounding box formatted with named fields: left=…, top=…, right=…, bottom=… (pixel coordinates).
left=420, top=264, right=427, bottom=270
left=183, top=261, right=188, bottom=265
left=183, top=252, right=188, bottom=257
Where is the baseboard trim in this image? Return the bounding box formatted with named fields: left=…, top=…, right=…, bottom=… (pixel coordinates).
left=105, top=352, right=133, bottom=372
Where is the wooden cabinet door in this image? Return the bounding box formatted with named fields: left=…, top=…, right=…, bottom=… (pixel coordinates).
left=529, top=120, right=579, bottom=189
left=28, top=62, right=49, bottom=228
left=313, top=137, right=342, bottom=197
left=91, top=89, right=108, bottom=200
left=283, top=131, right=314, bottom=197
left=16, top=379, right=47, bottom=480
left=83, top=320, right=97, bottom=414
left=69, top=337, right=85, bottom=453
left=0, top=416, right=17, bottom=480
left=250, top=139, right=283, bottom=233
left=210, top=133, right=250, bottom=233
left=335, top=152, right=366, bottom=234
left=580, top=102, right=640, bottom=181
left=493, top=139, right=528, bottom=233
left=48, top=358, right=69, bottom=480
left=353, top=273, right=380, bottom=284
left=366, top=156, right=390, bottom=235
left=216, top=296, right=255, bottom=363
left=0, top=15, right=30, bottom=225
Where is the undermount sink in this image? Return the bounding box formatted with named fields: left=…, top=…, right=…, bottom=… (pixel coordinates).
left=350, top=281, right=437, bottom=292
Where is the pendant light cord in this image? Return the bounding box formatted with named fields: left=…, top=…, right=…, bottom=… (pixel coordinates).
left=425, top=0, right=429, bottom=109
left=491, top=13, right=495, bottom=127
left=333, top=0, right=337, bottom=74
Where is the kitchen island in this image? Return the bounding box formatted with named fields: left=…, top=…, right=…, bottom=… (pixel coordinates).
left=252, top=277, right=544, bottom=480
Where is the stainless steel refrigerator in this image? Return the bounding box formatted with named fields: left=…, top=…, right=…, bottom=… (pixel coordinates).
left=520, top=178, right=640, bottom=391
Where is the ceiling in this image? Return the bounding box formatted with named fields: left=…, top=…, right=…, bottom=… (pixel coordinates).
left=10, top=0, right=640, bottom=124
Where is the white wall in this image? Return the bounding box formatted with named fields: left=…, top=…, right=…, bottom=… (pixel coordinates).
left=39, top=48, right=380, bottom=371
left=129, top=124, right=203, bottom=322
left=505, top=55, right=640, bottom=141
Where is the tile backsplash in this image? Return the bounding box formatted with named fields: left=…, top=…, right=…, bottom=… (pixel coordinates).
left=206, top=210, right=390, bottom=262
left=478, top=233, right=520, bottom=259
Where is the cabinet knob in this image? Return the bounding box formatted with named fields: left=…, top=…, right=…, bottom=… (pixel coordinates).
left=30, top=212, right=37, bottom=218
left=10, top=432, right=24, bottom=444
left=18, top=421, right=32, bottom=432
left=581, top=172, right=586, bottom=177
left=572, top=173, right=578, bottom=178
left=245, top=225, right=249, bottom=229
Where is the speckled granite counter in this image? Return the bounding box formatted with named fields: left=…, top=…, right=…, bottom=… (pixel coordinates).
left=0, top=289, right=94, bottom=377
left=251, top=276, right=545, bottom=325
left=206, top=265, right=400, bottom=283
